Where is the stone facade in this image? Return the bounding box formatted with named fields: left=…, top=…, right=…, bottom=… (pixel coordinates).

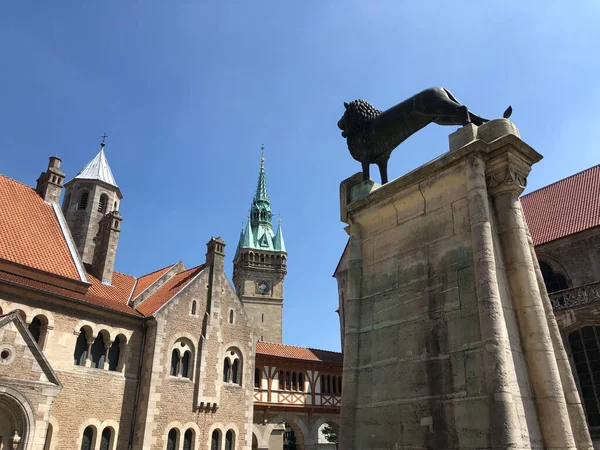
left=336, top=120, right=592, bottom=449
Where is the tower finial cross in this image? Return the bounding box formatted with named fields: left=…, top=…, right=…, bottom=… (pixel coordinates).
left=101, top=134, right=108, bottom=147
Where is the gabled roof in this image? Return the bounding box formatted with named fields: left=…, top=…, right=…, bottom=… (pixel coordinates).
left=521, top=164, right=600, bottom=245
left=74, top=147, right=118, bottom=187
left=0, top=174, right=81, bottom=280
left=256, top=341, right=343, bottom=363
left=0, top=311, right=62, bottom=387
left=136, top=265, right=205, bottom=316
left=131, top=263, right=176, bottom=299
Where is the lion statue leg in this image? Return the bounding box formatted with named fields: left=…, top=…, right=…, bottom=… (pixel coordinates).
left=376, top=156, right=389, bottom=185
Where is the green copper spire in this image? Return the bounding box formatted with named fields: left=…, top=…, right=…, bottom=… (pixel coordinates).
left=234, top=146, right=286, bottom=254
left=273, top=219, right=286, bottom=253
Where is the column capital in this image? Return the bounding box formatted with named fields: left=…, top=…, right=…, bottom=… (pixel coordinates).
left=485, top=134, right=542, bottom=197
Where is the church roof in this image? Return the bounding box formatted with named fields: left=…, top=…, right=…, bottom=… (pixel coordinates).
left=521, top=164, right=600, bottom=245
left=0, top=174, right=81, bottom=280
left=131, top=263, right=176, bottom=299
left=136, top=265, right=205, bottom=316
left=256, top=341, right=343, bottom=364
left=74, top=146, right=118, bottom=187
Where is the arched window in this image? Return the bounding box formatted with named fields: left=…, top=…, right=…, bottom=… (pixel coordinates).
left=90, top=332, right=106, bottom=368
left=74, top=328, right=88, bottom=366
left=285, top=371, right=291, bottom=390
left=327, top=375, right=331, bottom=394
left=292, top=372, right=297, bottom=391
left=167, top=428, right=178, bottom=450
left=183, top=429, right=194, bottom=450
left=225, top=430, right=234, bottom=450
left=279, top=371, right=284, bottom=390
left=113, top=200, right=118, bottom=211
left=170, top=349, right=180, bottom=376
left=320, top=375, right=325, bottom=393
left=108, top=336, right=121, bottom=371
left=254, top=368, right=260, bottom=388
left=332, top=375, right=337, bottom=395
left=231, top=359, right=239, bottom=384
left=224, top=348, right=242, bottom=384
left=100, top=427, right=112, bottom=450
left=539, top=261, right=569, bottom=293
left=569, top=326, right=600, bottom=427
left=28, top=316, right=42, bottom=344
left=98, top=194, right=108, bottom=213
left=223, top=358, right=231, bottom=382
left=43, top=423, right=53, bottom=450
left=191, top=300, right=197, bottom=315
left=298, top=373, right=304, bottom=391
left=229, top=310, right=234, bottom=324
left=211, top=430, right=220, bottom=450
left=79, top=191, right=89, bottom=210
left=182, top=351, right=191, bottom=378
left=81, top=426, right=94, bottom=450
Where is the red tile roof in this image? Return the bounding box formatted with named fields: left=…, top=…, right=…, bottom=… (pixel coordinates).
left=131, top=263, right=175, bottom=299
left=521, top=164, right=600, bottom=246
left=0, top=270, right=141, bottom=316
left=0, top=174, right=80, bottom=280
left=136, top=265, right=205, bottom=316
left=256, top=341, right=343, bottom=363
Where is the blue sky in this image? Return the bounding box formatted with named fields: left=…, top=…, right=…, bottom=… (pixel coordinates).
left=1, top=2, right=599, bottom=352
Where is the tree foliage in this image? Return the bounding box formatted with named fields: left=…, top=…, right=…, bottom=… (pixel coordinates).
left=321, top=424, right=338, bottom=446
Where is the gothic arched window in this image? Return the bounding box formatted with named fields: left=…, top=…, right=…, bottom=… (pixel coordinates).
left=191, top=300, right=197, bottom=315
left=223, top=358, right=231, bottom=382
left=298, top=373, right=304, bottom=391
left=223, top=348, right=242, bottom=385
left=539, top=260, right=569, bottom=293
left=28, top=316, right=42, bottom=344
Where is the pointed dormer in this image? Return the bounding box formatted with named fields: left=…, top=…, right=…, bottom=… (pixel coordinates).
left=233, top=146, right=287, bottom=343
left=62, top=139, right=123, bottom=267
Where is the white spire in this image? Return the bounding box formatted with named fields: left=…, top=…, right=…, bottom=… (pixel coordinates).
left=74, top=147, right=118, bottom=187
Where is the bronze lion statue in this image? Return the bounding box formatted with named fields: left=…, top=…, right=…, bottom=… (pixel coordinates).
left=337, top=87, right=512, bottom=184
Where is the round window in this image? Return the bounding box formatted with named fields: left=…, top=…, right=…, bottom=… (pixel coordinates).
left=0, top=349, right=11, bottom=361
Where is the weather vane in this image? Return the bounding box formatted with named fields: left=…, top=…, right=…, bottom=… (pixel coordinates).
left=101, top=134, right=108, bottom=147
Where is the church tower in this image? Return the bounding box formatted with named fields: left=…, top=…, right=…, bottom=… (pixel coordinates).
left=233, top=150, right=287, bottom=343
left=62, top=140, right=123, bottom=278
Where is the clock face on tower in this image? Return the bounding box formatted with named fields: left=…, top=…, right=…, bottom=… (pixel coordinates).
left=256, top=279, right=271, bottom=295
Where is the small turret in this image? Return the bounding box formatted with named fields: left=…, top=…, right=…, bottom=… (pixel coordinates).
left=36, top=156, right=65, bottom=204
left=206, top=237, right=226, bottom=273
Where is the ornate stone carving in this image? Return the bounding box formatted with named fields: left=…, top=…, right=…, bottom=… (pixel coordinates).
left=550, top=281, right=600, bottom=310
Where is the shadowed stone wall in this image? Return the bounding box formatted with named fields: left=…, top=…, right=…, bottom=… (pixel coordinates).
left=338, top=120, right=592, bottom=449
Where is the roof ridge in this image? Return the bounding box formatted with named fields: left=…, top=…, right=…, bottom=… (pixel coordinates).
left=136, top=263, right=176, bottom=279
left=0, top=173, right=38, bottom=193
left=258, top=341, right=342, bottom=354
left=522, top=163, right=600, bottom=199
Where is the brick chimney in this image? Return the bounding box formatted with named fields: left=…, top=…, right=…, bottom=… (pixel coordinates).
left=92, top=211, right=123, bottom=285
left=205, top=237, right=226, bottom=272
left=36, top=156, right=65, bottom=204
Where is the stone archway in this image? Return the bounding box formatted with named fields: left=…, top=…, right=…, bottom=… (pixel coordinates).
left=0, top=391, right=31, bottom=450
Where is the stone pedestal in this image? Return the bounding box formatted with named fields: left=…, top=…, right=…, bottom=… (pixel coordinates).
left=338, top=120, right=592, bottom=449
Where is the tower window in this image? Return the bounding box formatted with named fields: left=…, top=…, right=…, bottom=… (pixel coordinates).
left=79, top=191, right=89, bottom=210
left=98, top=194, right=108, bottom=213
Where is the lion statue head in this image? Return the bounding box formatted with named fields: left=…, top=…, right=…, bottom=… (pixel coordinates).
left=337, top=100, right=381, bottom=161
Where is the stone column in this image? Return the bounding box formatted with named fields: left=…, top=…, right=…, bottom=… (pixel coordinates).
left=466, top=154, right=523, bottom=449
left=338, top=221, right=362, bottom=450
left=524, top=218, right=593, bottom=449
left=487, top=143, right=577, bottom=449
left=85, top=338, right=94, bottom=368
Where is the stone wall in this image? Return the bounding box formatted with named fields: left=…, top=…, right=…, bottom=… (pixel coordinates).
left=338, top=120, right=592, bottom=449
